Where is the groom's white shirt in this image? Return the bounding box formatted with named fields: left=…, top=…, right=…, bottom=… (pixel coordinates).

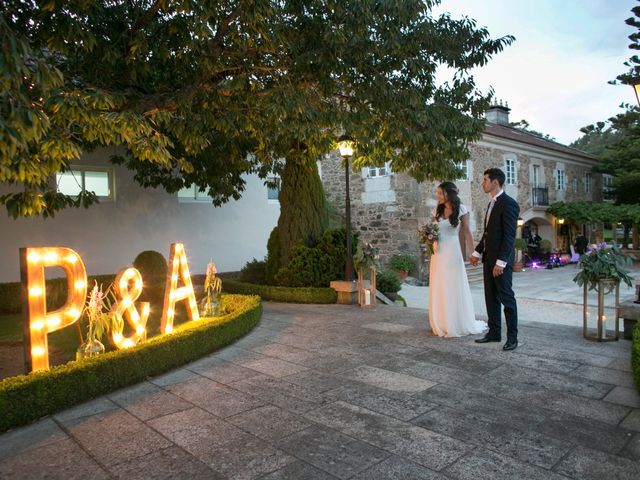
left=472, top=190, right=507, bottom=268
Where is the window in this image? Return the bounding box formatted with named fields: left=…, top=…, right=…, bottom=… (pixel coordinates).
left=266, top=177, right=280, bottom=201
left=532, top=165, right=540, bottom=187
left=455, top=161, right=469, bottom=181
left=505, top=158, right=516, bottom=185
left=603, top=174, right=614, bottom=192
left=56, top=167, right=114, bottom=199
left=177, top=185, right=212, bottom=201
left=367, top=162, right=391, bottom=178
left=572, top=178, right=578, bottom=193
left=556, top=169, right=565, bottom=191
left=585, top=173, right=592, bottom=193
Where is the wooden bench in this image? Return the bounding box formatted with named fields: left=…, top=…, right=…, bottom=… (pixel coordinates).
left=618, top=301, right=640, bottom=340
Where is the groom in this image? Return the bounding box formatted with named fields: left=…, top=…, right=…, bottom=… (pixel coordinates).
left=470, top=168, right=519, bottom=351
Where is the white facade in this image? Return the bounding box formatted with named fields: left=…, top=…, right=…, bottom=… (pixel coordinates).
left=0, top=148, right=280, bottom=282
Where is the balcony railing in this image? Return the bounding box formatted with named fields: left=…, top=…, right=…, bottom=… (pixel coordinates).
left=532, top=187, right=548, bottom=206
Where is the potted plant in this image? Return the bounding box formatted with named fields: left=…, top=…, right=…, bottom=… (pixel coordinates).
left=574, top=242, right=634, bottom=341
left=513, top=238, right=527, bottom=272
left=388, top=254, right=415, bottom=281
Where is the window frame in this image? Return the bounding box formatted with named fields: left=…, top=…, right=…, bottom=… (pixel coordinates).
left=585, top=173, right=592, bottom=193
left=505, top=158, right=516, bottom=185
left=266, top=176, right=281, bottom=202
left=55, top=166, right=115, bottom=201
left=366, top=162, right=392, bottom=178
left=455, top=160, right=470, bottom=181
left=555, top=168, right=566, bottom=191
left=177, top=184, right=213, bottom=202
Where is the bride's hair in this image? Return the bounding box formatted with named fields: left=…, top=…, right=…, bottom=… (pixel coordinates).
left=436, top=181, right=461, bottom=227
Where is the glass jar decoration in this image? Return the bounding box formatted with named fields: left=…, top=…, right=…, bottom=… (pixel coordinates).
left=76, top=315, right=106, bottom=359
left=583, top=278, right=619, bottom=342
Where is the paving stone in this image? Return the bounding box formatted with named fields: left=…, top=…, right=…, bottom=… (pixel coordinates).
left=604, top=386, right=640, bottom=408
left=184, top=356, right=263, bottom=384
left=167, top=376, right=265, bottom=417
left=514, top=341, right=614, bottom=368
left=619, top=433, right=640, bottom=462
left=553, top=445, right=640, bottom=480
left=415, top=384, right=547, bottom=431
left=240, top=356, right=310, bottom=377
left=443, top=448, right=569, bottom=480
left=325, top=383, right=437, bottom=421
left=412, top=406, right=571, bottom=469
left=351, top=455, right=451, bottom=479
left=108, top=381, right=192, bottom=421
left=304, top=401, right=469, bottom=471
left=362, top=322, right=414, bottom=332
left=282, top=370, right=358, bottom=393
left=371, top=355, right=479, bottom=387
left=198, top=434, right=295, bottom=480
left=230, top=374, right=331, bottom=415
left=61, top=408, right=172, bottom=467
left=412, top=348, right=497, bottom=375
left=607, top=356, right=634, bottom=373
left=227, top=405, right=311, bottom=441
left=277, top=425, right=390, bottom=479
left=338, top=365, right=436, bottom=393
left=485, top=364, right=614, bottom=399
left=259, top=460, right=337, bottom=479
left=620, top=409, right=640, bottom=432
left=108, top=445, right=220, bottom=479
left=147, top=407, right=247, bottom=452
left=148, top=368, right=201, bottom=387
left=571, top=365, right=637, bottom=389
left=534, top=413, right=635, bottom=455
left=0, top=418, right=67, bottom=461
left=249, top=342, right=320, bottom=364
left=52, top=396, right=119, bottom=424
left=0, top=437, right=109, bottom=480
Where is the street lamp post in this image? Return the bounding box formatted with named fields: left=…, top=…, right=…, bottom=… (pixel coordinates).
left=338, top=138, right=355, bottom=282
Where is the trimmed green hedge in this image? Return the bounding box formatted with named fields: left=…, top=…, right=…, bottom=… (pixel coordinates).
left=633, top=319, right=640, bottom=393
left=222, top=278, right=337, bottom=304
left=0, top=274, right=117, bottom=315
left=0, top=294, right=261, bottom=432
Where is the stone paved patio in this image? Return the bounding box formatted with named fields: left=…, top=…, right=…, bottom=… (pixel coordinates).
left=0, top=302, right=639, bottom=479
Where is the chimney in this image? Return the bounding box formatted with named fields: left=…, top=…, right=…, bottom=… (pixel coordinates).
left=486, top=100, right=510, bottom=126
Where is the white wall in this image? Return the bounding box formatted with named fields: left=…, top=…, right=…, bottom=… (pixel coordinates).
left=0, top=148, right=280, bottom=282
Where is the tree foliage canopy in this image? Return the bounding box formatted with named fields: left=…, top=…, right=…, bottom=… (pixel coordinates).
left=1, top=0, right=513, bottom=218
left=571, top=3, right=640, bottom=204
left=547, top=201, right=640, bottom=225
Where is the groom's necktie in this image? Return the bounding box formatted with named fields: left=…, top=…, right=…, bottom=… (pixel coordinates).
left=485, top=197, right=496, bottom=227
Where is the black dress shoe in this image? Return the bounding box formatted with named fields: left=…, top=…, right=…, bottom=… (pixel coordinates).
left=475, top=335, right=501, bottom=343
left=503, top=340, right=518, bottom=351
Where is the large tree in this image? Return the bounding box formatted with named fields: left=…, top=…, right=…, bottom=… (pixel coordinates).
left=1, top=0, right=513, bottom=219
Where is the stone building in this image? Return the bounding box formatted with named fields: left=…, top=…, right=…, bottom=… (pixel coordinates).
left=320, top=105, right=602, bottom=278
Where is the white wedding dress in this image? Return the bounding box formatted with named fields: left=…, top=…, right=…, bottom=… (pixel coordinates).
left=428, top=205, right=486, bottom=337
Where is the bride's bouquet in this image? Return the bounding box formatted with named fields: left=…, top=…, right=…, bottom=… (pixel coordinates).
left=418, top=222, right=439, bottom=256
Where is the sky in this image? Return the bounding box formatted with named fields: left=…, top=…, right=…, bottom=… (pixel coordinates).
left=432, top=0, right=637, bottom=145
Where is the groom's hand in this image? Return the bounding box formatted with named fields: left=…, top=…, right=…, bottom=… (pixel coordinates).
left=492, top=265, right=504, bottom=277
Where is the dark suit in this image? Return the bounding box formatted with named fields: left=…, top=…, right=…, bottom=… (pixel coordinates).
left=474, top=192, right=519, bottom=342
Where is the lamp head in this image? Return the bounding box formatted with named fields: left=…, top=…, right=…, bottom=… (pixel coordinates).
left=337, top=135, right=355, bottom=158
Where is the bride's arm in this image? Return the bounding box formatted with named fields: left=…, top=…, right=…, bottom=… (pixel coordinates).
left=460, top=213, right=474, bottom=259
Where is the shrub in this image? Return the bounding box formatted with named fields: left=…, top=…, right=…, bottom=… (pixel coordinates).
left=539, top=239, right=552, bottom=254
left=275, top=227, right=356, bottom=287
left=388, top=254, right=415, bottom=273
left=222, top=278, right=337, bottom=303
left=133, top=250, right=167, bottom=286
left=376, top=270, right=402, bottom=295
left=0, top=294, right=261, bottom=432
left=240, top=258, right=267, bottom=284
left=514, top=238, right=527, bottom=252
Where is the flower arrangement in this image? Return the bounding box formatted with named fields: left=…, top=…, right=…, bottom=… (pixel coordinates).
left=202, top=260, right=222, bottom=316
left=573, top=242, right=634, bottom=291
left=418, top=222, right=440, bottom=256
left=353, top=241, right=380, bottom=273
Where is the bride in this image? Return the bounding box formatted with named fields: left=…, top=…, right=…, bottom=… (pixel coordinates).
left=428, top=181, right=487, bottom=337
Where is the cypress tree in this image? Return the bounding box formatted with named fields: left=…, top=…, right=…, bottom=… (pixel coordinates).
left=276, top=155, right=329, bottom=269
